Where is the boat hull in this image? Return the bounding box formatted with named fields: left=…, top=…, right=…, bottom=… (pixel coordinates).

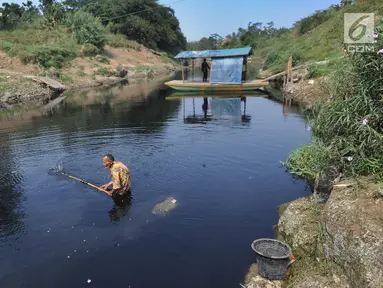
left=164, top=80, right=269, bottom=92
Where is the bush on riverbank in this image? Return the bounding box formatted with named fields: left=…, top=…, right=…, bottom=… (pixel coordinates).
left=66, top=11, right=105, bottom=49
left=284, top=24, right=383, bottom=181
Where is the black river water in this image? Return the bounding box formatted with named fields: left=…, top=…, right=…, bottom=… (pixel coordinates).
left=0, top=78, right=311, bottom=287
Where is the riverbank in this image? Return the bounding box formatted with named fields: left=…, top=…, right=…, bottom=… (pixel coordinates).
left=0, top=45, right=176, bottom=110
left=243, top=177, right=383, bottom=288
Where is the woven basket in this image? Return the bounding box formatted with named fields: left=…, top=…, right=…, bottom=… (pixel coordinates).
left=251, top=238, right=292, bottom=280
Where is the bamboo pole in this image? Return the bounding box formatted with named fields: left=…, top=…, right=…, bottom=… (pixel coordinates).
left=60, top=172, right=109, bottom=194
left=181, top=60, right=185, bottom=83
left=262, top=64, right=307, bottom=81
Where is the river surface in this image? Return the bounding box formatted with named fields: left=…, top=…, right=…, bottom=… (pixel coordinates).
left=0, top=78, right=311, bottom=287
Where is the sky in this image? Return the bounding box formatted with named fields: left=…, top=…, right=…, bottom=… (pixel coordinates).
left=160, top=0, right=340, bottom=41
left=5, top=0, right=340, bottom=41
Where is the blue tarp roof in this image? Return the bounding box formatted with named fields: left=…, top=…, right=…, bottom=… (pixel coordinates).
left=174, top=47, right=252, bottom=59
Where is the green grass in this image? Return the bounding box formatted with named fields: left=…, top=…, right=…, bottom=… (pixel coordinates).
left=282, top=142, right=331, bottom=183
left=253, top=0, right=383, bottom=74
left=59, top=74, right=74, bottom=84
left=76, top=70, right=87, bottom=77
left=283, top=23, right=383, bottom=182
left=157, top=51, right=175, bottom=64
left=305, top=57, right=344, bottom=79
left=136, top=65, right=150, bottom=72
left=0, top=25, right=78, bottom=68
left=94, top=67, right=119, bottom=77
left=97, top=56, right=110, bottom=64
left=105, top=34, right=142, bottom=51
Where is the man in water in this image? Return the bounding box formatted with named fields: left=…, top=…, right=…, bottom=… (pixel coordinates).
left=201, top=58, right=210, bottom=82
left=100, top=154, right=131, bottom=197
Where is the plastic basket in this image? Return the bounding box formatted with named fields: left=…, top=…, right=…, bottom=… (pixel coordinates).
left=251, top=238, right=292, bottom=280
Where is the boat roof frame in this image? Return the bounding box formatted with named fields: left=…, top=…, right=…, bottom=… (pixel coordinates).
left=174, top=47, right=253, bottom=59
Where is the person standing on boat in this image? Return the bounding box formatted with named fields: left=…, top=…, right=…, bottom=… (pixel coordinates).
left=183, top=59, right=189, bottom=80
left=201, top=58, right=210, bottom=82
left=100, top=154, right=131, bottom=198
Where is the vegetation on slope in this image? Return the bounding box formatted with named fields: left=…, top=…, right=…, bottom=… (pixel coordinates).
left=284, top=23, right=383, bottom=183
left=0, top=0, right=185, bottom=70
left=189, top=0, right=383, bottom=74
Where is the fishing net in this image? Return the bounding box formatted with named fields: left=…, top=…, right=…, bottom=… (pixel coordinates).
left=48, top=163, right=65, bottom=175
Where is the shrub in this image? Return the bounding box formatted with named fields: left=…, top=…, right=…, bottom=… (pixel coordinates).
left=41, top=2, right=66, bottom=28
left=294, top=7, right=337, bottom=36
left=0, top=37, right=76, bottom=68
left=66, top=11, right=105, bottom=49
left=78, top=43, right=99, bottom=57
left=97, top=56, right=110, bottom=64
left=282, top=142, right=331, bottom=183
left=28, top=46, right=76, bottom=68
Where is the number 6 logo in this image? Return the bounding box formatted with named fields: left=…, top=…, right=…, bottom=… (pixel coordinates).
left=349, top=15, right=369, bottom=41
left=344, top=13, right=374, bottom=44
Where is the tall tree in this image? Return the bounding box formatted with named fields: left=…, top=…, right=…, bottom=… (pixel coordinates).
left=87, top=0, right=186, bottom=55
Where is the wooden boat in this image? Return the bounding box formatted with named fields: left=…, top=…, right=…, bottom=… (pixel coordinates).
left=165, top=47, right=269, bottom=92
left=164, top=79, right=269, bottom=92
left=165, top=91, right=269, bottom=100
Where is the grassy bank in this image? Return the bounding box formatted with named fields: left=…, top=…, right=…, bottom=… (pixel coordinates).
left=254, top=0, right=383, bottom=75
left=282, top=19, right=383, bottom=183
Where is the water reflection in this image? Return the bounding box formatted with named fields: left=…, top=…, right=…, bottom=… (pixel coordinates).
left=0, top=135, right=26, bottom=249
left=109, top=195, right=132, bottom=222
left=169, top=94, right=257, bottom=124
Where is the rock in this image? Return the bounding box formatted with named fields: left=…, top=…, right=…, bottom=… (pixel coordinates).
left=94, top=75, right=109, bottom=84
left=308, top=79, right=315, bottom=85
left=319, top=179, right=383, bottom=288
left=108, top=76, right=122, bottom=82
left=277, top=197, right=322, bottom=256
left=0, top=101, right=8, bottom=109
left=313, top=172, right=333, bottom=203
left=146, top=69, right=154, bottom=80
left=244, top=264, right=259, bottom=285
left=245, top=275, right=282, bottom=288
left=152, top=197, right=177, bottom=216
left=116, top=65, right=128, bottom=78
left=287, top=272, right=350, bottom=288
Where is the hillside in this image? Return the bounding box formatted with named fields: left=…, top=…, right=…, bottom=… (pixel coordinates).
left=0, top=28, right=176, bottom=109
left=0, top=0, right=185, bottom=109
left=190, top=0, right=383, bottom=77
left=0, top=28, right=175, bottom=83
left=254, top=0, right=383, bottom=75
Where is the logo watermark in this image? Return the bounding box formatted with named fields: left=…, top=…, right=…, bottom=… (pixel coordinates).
left=344, top=13, right=375, bottom=53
